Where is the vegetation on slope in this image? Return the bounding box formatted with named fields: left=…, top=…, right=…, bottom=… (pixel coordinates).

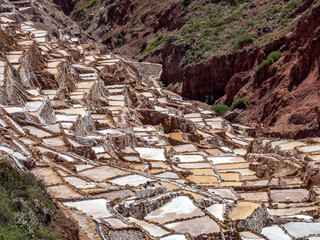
left=171, top=0, right=304, bottom=67
left=0, top=159, right=62, bottom=240
left=75, top=0, right=97, bottom=16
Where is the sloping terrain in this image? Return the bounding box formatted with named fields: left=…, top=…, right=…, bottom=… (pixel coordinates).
left=52, top=0, right=320, bottom=138
left=1, top=0, right=320, bottom=239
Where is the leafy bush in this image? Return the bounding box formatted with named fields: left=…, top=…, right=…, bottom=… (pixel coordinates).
left=211, top=104, right=228, bottom=116
left=256, top=51, right=282, bottom=74
left=0, top=160, right=59, bottom=240
left=75, top=0, right=97, bottom=16
left=145, top=35, right=167, bottom=53
left=231, top=97, right=249, bottom=110
left=140, top=41, right=148, bottom=52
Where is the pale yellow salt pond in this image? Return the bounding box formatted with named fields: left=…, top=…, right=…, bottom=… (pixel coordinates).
left=187, top=175, right=218, bottom=184
left=214, top=162, right=250, bottom=170
left=189, top=168, right=215, bottom=175
left=220, top=172, right=240, bottom=181
left=229, top=201, right=261, bottom=220
left=205, top=148, right=224, bottom=155
left=159, top=181, right=180, bottom=191
left=169, top=132, right=184, bottom=140
left=220, top=181, right=243, bottom=187
left=180, top=190, right=206, bottom=200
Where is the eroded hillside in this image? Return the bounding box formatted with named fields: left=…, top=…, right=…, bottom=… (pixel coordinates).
left=1, top=0, right=320, bottom=239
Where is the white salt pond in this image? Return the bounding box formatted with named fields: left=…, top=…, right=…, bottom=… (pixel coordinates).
left=109, top=174, right=153, bottom=187
left=128, top=217, right=169, bottom=237
left=206, top=204, right=225, bottom=220
left=164, top=216, right=220, bottom=237
left=64, top=199, right=112, bottom=219
left=261, top=225, right=291, bottom=240
left=145, top=196, right=204, bottom=224
left=135, top=147, right=166, bottom=161
left=160, top=235, right=187, bottom=240
left=173, top=154, right=204, bottom=162
left=282, top=222, right=320, bottom=238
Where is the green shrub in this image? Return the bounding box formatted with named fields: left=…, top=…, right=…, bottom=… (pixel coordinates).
left=140, top=41, right=148, bottom=52
left=237, top=34, right=254, bottom=48
left=211, top=104, right=228, bottom=116
left=231, top=97, right=249, bottom=110
left=75, top=0, right=97, bottom=16
left=280, top=18, right=293, bottom=27
left=144, top=35, right=167, bottom=53
left=256, top=51, right=282, bottom=74
left=115, top=36, right=126, bottom=46
left=280, top=0, right=304, bottom=19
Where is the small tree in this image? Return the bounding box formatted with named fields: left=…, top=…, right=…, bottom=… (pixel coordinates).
left=211, top=104, right=228, bottom=116
left=231, top=97, right=249, bottom=110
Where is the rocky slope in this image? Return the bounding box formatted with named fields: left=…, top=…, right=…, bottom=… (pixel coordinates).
left=162, top=0, right=320, bottom=138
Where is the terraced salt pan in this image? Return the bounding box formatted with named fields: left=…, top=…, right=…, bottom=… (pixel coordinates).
left=23, top=126, right=52, bottom=138
left=31, top=167, right=63, bottom=185
left=267, top=205, right=318, bottom=216
left=145, top=196, right=204, bottom=224
left=208, top=155, right=246, bottom=164
left=4, top=107, right=24, bottom=113
left=239, top=192, right=268, bottom=202
left=64, top=176, right=96, bottom=189
left=282, top=222, right=320, bottom=238
left=178, top=163, right=211, bottom=169
left=296, top=144, right=320, bottom=153
left=261, top=225, right=291, bottom=240
left=160, top=234, right=187, bottom=240
left=189, top=168, right=215, bottom=175
left=277, top=141, right=306, bottom=151
left=102, top=218, right=129, bottom=229
left=42, top=137, right=65, bottom=147
left=79, top=166, right=129, bottom=182
left=206, top=204, right=225, bottom=220
left=229, top=201, right=261, bottom=220
left=64, top=199, right=113, bottom=219
left=164, top=216, right=220, bottom=237
left=6, top=54, right=22, bottom=64
left=55, top=108, right=86, bottom=117
left=239, top=231, right=264, bottom=240
left=55, top=114, right=78, bottom=122
left=187, top=175, right=218, bottom=184
left=25, top=101, right=43, bottom=111
left=214, top=162, right=250, bottom=170
left=154, top=172, right=179, bottom=179
left=173, top=144, right=198, bottom=153
left=128, top=217, right=169, bottom=237
left=270, top=189, right=309, bottom=202
left=173, top=154, right=204, bottom=162
left=110, top=174, right=153, bottom=187
left=135, top=147, right=166, bottom=161
left=47, top=185, right=82, bottom=199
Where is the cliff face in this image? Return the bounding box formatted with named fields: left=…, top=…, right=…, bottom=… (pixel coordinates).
left=161, top=3, right=320, bottom=138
